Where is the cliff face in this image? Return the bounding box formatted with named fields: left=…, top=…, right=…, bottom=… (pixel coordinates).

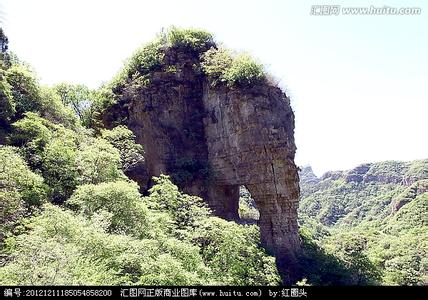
left=103, top=45, right=301, bottom=283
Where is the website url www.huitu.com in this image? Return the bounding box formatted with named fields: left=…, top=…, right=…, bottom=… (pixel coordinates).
left=311, top=5, right=422, bottom=16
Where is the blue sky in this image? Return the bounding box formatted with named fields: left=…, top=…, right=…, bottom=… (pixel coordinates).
left=1, top=0, right=427, bottom=175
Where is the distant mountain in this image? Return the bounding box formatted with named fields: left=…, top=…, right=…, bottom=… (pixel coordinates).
left=298, top=159, right=428, bottom=285
left=299, top=159, right=428, bottom=227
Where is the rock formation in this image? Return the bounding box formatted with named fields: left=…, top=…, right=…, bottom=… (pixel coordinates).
left=103, top=43, right=301, bottom=283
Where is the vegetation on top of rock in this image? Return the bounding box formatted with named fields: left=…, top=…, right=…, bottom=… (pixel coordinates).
left=166, top=26, right=214, bottom=51
left=201, top=47, right=266, bottom=86
left=96, top=27, right=268, bottom=112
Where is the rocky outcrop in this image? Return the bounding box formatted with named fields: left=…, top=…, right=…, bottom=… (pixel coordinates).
left=391, top=179, right=428, bottom=213
left=103, top=45, right=301, bottom=283
left=299, top=166, right=320, bottom=185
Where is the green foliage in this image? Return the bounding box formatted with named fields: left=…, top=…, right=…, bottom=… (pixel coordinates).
left=146, top=175, right=280, bottom=285
left=4, top=64, right=41, bottom=118
left=108, top=40, right=164, bottom=94
left=146, top=175, right=211, bottom=231
left=386, top=188, right=428, bottom=233
left=321, top=230, right=382, bottom=285
left=166, top=27, right=214, bottom=51
left=41, top=138, right=78, bottom=203
left=202, top=48, right=265, bottom=86
left=0, top=146, right=46, bottom=238
left=238, top=186, right=259, bottom=220
left=0, top=204, right=210, bottom=285
left=53, top=82, right=96, bottom=127
left=0, top=28, right=10, bottom=68
left=10, top=113, right=79, bottom=202
left=1, top=59, right=76, bottom=127
left=191, top=217, right=281, bottom=285
left=299, top=160, right=428, bottom=227
left=76, top=138, right=125, bottom=185
left=299, top=228, right=366, bottom=285
left=404, top=160, right=428, bottom=181
left=299, top=160, right=428, bottom=285
left=11, top=112, right=52, bottom=148
left=0, top=28, right=8, bottom=52
left=201, top=48, right=233, bottom=80
left=224, top=53, right=266, bottom=86
left=9, top=113, right=142, bottom=205
left=101, top=126, right=145, bottom=172
left=67, top=181, right=147, bottom=237
left=1, top=172, right=281, bottom=285
left=0, top=146, right=47, bottom=207
left=38, top=86, right=77, bottom=128
left=0, top=70, right=15, bottom=125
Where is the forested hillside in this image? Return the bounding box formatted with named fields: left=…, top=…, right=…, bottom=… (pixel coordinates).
left=298, top=162, right=428, bottom=285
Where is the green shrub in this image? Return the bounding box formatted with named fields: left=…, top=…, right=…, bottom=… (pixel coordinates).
left=201, top=47, right=233, bottom=80
left=109, top=40, right=164, bottom=92
left=0, top=204, right=212, bottom=285
left=10, top=112, right=52, bottom=149
left=201, top=48, right=265, bottom=86
left=145, top=175, right=280, bottom=285
left=146, top=175, right=211, bottom=231
left=0, top=146, right=47, bottom=237
left=3, top=62, right=76, bottom=127
left=41, top=138, right=78, bottom=203
left=0, top=70, right=15, bottom=125
left=321, top=231, right=382, bottom=285
left=0, top=204, right=126, bottom=285
left=224, top=53, right=265, bottom=86
left=53, top=82, right=95, bottom=127
left=0, top=146, right=47, bottom=207
left=298, top=228, right=357, bottom=285
left=5, top=65, right=41, bottom=117
left=76, top=138, right=125, bottom=185
left=166, top=27, right=214, bottom=51
left=101, top=126, right=145, bottom=172
left=38, top=86, right=77, bottom=128
left=67, top=181, right=147, bottom=237
left=191, top=217, right=281, bottom=285
left=10, top=112, right=78, bottom=172
left=100, top=27, right=214, bottom=111
left=239, top=186, right=259, bottom=220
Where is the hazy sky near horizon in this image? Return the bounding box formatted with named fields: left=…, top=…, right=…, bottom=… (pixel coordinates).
left=1, top=0, right=427, bottom=176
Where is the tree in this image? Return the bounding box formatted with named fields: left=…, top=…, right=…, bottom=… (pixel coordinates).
left=191, top=217, right=281, bottom=285
left=53, top=83, right=95, bottom=127
left=0, top=28, right=8, bottom=53
left=145, top=175, right=281, bottom=285
left=67, top=180, right=147, bottom=237
left=0, top=204, right=212, bottom=285
left=76, top=138, right=125, bottom=185
left=5, top=65, right=41, bottom=119
left=0, top=28, right=10, bottom=68
left=101, top=126, right=145, bottom=172
left=0, top=70, right=15, bottom=126
left=41, top=138, right=78, bottom=203
left=0, top=146, right=47, bottom=240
